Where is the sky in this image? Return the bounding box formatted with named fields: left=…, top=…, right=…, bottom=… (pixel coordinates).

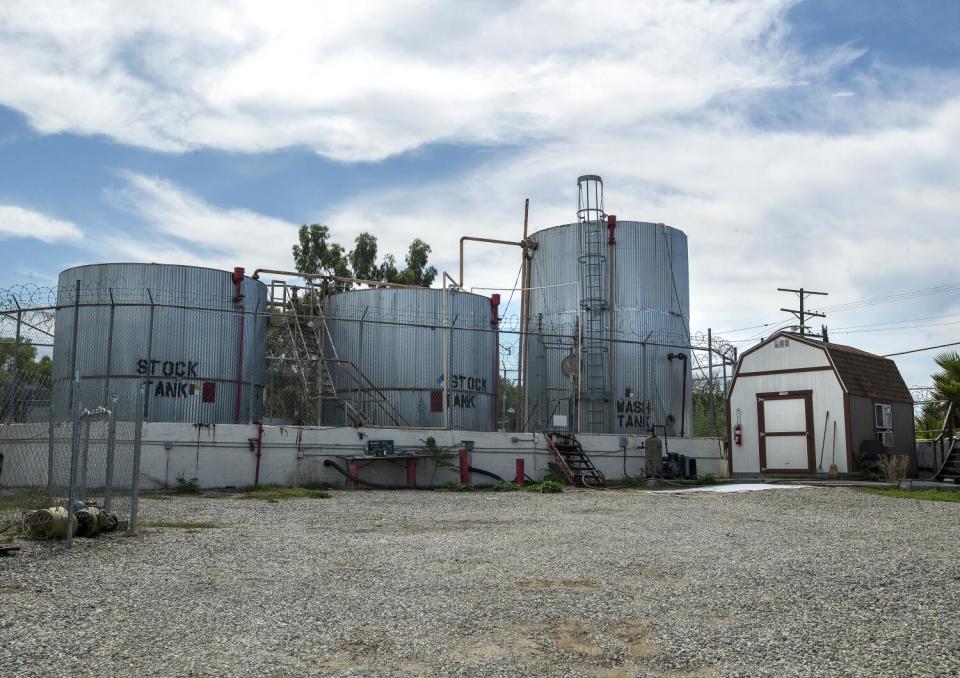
left=0, top=0, right=958, bottom=388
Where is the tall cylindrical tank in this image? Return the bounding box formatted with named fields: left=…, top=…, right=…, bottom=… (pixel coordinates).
left=523, top=220, right=692, bottom=435
left=321, top=288, right=498, bottom=430
left=52, top=263, right=267, bottom=424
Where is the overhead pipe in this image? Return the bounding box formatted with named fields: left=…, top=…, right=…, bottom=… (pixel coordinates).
left=250, top=268, right=424, bottom=290
left=459, top=236, right=528, bottom=288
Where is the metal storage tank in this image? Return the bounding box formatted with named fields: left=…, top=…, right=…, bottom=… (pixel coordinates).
left=321, top=287, right=498, bottom=430
left=51, top=263, right=267, bottom=424
left=523, top=178, right=692, bottom=435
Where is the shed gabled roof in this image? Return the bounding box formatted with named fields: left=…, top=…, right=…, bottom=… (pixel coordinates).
left=820, top=340, right=913, bottom=403
left=736, top=331, right=913, bottom=404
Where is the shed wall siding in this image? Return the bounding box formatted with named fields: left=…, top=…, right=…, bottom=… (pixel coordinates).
left=729, top=369, right=847, bottom=474
left=739, top=339, right=830, bottom=373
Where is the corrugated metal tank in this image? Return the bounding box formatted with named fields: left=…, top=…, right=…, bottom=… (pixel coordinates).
left=52, top=264, right=267, bottom=424
left=321, top=288, right=497, bottom=430
left=524, top=221, right=692, bottom=435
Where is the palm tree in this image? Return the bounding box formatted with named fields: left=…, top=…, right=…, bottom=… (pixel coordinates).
left=916, top=351, right=960, bottom=438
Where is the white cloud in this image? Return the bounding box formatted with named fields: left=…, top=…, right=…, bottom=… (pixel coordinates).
left=318, top=95, right=960, bottom=386
left=0, top=205, right=83, bottom=242
left=0, top=0, right=817, bottom=161
left=100, top=172, right=299, bottom=271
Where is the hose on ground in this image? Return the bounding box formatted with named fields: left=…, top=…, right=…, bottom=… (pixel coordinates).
left=468, top=466, right=505, bottom=482
left=323, top=459, right=507, bottom=488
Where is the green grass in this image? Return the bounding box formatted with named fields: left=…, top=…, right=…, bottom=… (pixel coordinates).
left=238, top=485, right=332, bottom=501
left=859, top=488, right=960, bottom=503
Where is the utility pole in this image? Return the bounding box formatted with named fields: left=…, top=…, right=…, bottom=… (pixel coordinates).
left=778, top=287, right=828, bottom=336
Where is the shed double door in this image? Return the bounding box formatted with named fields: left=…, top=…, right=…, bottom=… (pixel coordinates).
left=757, top=390, right=815, bottom=473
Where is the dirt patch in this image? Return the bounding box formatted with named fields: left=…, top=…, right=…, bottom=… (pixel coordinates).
left=548, top=621, right=607, bottom=657
left=0, top=584, right=28, bottom=595
left=518, top=579, right=602, bottom=593
left=615, top=620, right=662, bottom=658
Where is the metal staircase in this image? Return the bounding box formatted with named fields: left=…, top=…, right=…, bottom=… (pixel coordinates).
left=932, top=402, right=959, bottom=483
left=577, top=175, right=609, bottom=433
left=269, top=281, right=407, bottom=427
left=546, top=432, right=605, bottom=487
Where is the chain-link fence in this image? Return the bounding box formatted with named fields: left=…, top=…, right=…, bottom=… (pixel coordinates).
left=1, top=285, right=144, bottom=544
left=1, top=274, right=737, bottom=530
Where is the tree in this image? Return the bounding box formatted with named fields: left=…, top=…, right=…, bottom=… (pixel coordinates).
left=292, top=225, right=436, bottom=290
left=917, top=351, right=960, bottom=439
left=391, top=239, right=437, bottom=287
left=0, top=338, right=52, bottom=380
left=692, top=376, right=726, bottom=438
left=349, top=232, right=380, bottom=281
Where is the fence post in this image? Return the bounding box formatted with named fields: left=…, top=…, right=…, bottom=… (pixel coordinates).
left=66, top=384, right=82, bottom=548
left=79, top=417, right=91, bottom=502
left=129, top=381, right=146, bottom=533
left=142, top=290, right=155, bottom=421
left=65, top=280, right=82, bottom=548
left=7, top=297, right=21, bottom=420
left=103, top=410, right=117, bottom=512
left=102, top=289, right=116, bottom=408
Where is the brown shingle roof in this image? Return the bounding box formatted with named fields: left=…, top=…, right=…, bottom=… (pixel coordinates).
left=823, top=341, right=913, bottom=403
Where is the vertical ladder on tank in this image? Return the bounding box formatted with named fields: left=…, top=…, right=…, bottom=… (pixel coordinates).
left=576, top=175, right=610, bottom=433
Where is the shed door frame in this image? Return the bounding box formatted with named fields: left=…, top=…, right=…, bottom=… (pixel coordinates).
left=757, top=389, right=815, bottom=473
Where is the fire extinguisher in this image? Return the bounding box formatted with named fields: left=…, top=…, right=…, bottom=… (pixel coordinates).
left=734, top=409, right=743, bottom=446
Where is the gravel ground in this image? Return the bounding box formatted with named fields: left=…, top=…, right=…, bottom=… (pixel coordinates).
left=1, top=486, right=959, bottom=677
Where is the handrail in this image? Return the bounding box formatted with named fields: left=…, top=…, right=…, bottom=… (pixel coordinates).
left=324, top=359, right=409, bottom=428
left=931, top=401, right=957, bottom=479
left=545, top=434, right=576, bottom=485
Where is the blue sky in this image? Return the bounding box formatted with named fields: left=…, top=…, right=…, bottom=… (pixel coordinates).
left=0, top=0, right=958, bottom=387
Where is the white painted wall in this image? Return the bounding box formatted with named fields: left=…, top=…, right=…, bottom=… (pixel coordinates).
left=0, top=423, right=728, bottom=489
left=729, top=341, right=848, bottom=474
left=739, top=336, right=830, bottom=373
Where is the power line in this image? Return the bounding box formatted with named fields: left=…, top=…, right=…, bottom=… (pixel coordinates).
left=883, top=340, right=960, bottom=358
left=814, top=282, right=960, bottom=313
left=719, top=281, right=960, bottom=337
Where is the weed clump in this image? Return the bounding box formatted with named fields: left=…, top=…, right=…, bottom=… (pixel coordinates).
left=491, top=481, right=520, bottom=492
left=437, top=481, right=474, bottom=492
left=174, top=476, right=200, bottom=494
left=525, top=481, right=563, bottom=494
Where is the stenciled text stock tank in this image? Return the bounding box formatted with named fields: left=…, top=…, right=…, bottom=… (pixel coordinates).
left=321, top=288, right=498, bottom=430
left=52, top=264, right=267, bottom=424
left=523, top=221, right=693, bottom=435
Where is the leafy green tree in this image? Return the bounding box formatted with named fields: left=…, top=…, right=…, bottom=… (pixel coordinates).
left=294, top=226, right=436, bottom=289
left=0, top=337, right=52, bottom=380
left=349, top=232, right=380, bottom=281
left=391, top=239, right=437, bottom=287
left=692, top=376, right=726, bottom=438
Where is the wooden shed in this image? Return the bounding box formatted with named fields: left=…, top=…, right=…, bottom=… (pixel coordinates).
left=727, top=331, right=914, bottom=476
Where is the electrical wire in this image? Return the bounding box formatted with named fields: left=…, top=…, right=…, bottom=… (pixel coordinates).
left=882, top=340, right=960, bottom=357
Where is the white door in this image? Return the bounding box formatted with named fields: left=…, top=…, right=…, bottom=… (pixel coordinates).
left=758, top=391, right=813, bottom=472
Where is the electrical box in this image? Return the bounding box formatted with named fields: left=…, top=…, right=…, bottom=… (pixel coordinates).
left=367, top=440, right=395, bottom=457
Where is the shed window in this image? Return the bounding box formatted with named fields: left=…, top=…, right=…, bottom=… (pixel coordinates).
left=875, top=403, right=894, bottom=448
left=874, top=403, right=892, bottom=429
